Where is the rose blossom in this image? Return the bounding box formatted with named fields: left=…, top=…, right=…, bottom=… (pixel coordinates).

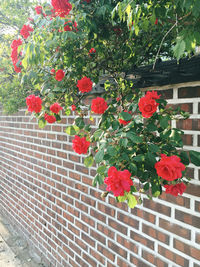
left=104, top=166, right=133, bottom=197
left=164, top=183, right=186, bottom=197
left=91, top=97, right=108, bottom=114
left=155, top=154, right=185, bottom=181
left=89, top=48, right=96, bottom=54
left=44, top=113, right=56, bottom=123
left=20, top=25, right=34, bottom=39
left=50, top=103, right=63, bottom=114
left=51, top=0, right=72, bottom=17
left=50, top=68, right=55, bottom=74
left=26, top=95, right=42, bottom=113
left=55, top=69, right=65, bottom=81
left=72, top=135, right=90, bottom=154
left=71, top=105, right=76, bottom=111
left=11, top=39, right=22, bottom=49
left=77, top=76, right=93, bottom=93
left=35, top=6, right=42, bottom=14
left=138, top=91, right=160, bottom=118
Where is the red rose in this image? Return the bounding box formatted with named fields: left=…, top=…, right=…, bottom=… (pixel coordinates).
left=71, top=105, right=76, bottom=111
left=72, top=135, right=90, bottom=154
left=89, top=48, right=96, bottom=54
left=155, top=18, right=158, bottom=25
left=77, top=76, right=93, bottom=93
left=138, top=91, right=160, bottom=118
left=20, top=25, right=33, bottom=39
left=11, top=39, right=22, bottom=49
left=164, top=183, right=186, bottom=197
left=50, top=68, right=55, bottom=74
left=26, top=95, right=42, bottom=113
left=50, top=103, right=62, bottom=114
left=55, top=69, right=65, bottom=81
left=104, top=166, right=133, bottom=197
left=145, top=91, right=161, bottom=100
left=51, top=0, right=72, bottom=17
left=35, top=6, right=42, bottom=14
left=64, top=21, right=77, bottom=32
left=91, top=97, right=108, bottom=114
left=14, top=65, right=21, bottom=73
left=155, top=154, right=185, bottom=181
left=44, top=113, right=56, bottom=123
left=116, top=97, right=120, bottom=102
left=84, top=0, right=91, bottom=2
left=119, top=110, right=131, bottom=125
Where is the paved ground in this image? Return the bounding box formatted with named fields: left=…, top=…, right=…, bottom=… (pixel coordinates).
left=0, top=214, right=45, bottom=267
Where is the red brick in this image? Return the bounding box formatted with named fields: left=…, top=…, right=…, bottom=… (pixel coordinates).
left=117, top=211, right=139, bottom=229
left=108, top=240, right=127, bottom=259
left=117, top=257, right=130, bottom=267
left=108, top=218, right=127, bottom=235
left=174, top=239, right=200, bottom=261
left=97, top=244, right=115, bottom=262
left=185, top=184, right=200, bottom=197
left=90, top=248, right=105, bottom=265
left=82, top=252, right=97, bottom=267
left=130, top=230, right=154, bottom=250
left=90, top=209, right=106, bottom=223
left=97, top=203, right=115, bottom=217
left=97, top=223, right=115, bottom=240
left=129, top=255, right=151, bottom=267
left=142, top=223, right=170, bottom=244
left=158, top=245, right=189, bottom=267
left=159, top=218, right=191, bottom=240
left=178, top=86, right=200, bottom=98
left=143, top=199, right=171, bottom=216
left=81, top=232, right=95, bottom=247
left=117, top=234, right=138, bottom=254
left=175, top=210, right=200, bottom=228
left=159, top=191, right=190, bottom=208
left=131, top=207, right=156, bottom=224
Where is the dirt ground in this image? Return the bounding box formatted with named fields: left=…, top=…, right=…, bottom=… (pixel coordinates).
left=0, top=214, right=46, bottom=267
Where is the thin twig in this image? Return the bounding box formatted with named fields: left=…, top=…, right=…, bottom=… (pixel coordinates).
left=153, top=22, right=177, bottom=70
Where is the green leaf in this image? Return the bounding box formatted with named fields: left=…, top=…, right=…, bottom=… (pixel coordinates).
left=119, top=111, right=132, bottom=121
left=130, top=163, right=137, bottom=175
left=95, top=149, right=104, bottom=163
left=173, top=38, right=186, bottom=60
left=119, top=138, right=128, bottom=148
left=189, top=150, right=200, bottom=166
left=133, top=154, right=144, bottom=162
left=118, top=195, right=127, bottom=202
left=97, top=165, right=106, bottom=174
left=148, top=144, right=160, bottom=153
left=93, top=129, right=103, bottom=139
left=143, top=183, right=149, bottom=191
left=180, top=151, right=189, bottom=165
left=65, top=125, right=80, bottom=136
left=84, top=156, right=94, bottom=167
left=96, top=174, right=104, bottom=185
left=75, top=117, right=85, bottom=129
left=107, top=146, right=117, bottom=156
left=160, top=116, right=169, bottom=129
left=126, top=132, right=142, bottom=143
left=38, top=118, right=47, bottom=129
left=127, top=193, right=137, bottom=208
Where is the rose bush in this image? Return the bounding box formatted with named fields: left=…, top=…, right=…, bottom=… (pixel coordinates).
left=9, top=0, right=200, bottom=208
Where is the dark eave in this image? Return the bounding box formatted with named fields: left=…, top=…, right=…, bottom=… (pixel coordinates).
left=126, top=55, right=200, bottom=88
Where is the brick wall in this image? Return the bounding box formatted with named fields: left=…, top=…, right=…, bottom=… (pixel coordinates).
left=0, top=81, right=199, bottom=267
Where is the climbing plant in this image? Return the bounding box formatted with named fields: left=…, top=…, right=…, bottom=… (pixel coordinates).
left=8, top=0, right=200, bottom=208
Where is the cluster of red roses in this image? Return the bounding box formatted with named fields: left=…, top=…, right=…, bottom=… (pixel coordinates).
left=26, top=95, right=62, bottom=124
left=10, top=39, right=22, bottom=73
left=104, top=154, right=186, bottom=198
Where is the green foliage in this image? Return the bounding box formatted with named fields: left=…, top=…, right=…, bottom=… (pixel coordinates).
left=2, top=0, right=200, bottom=209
